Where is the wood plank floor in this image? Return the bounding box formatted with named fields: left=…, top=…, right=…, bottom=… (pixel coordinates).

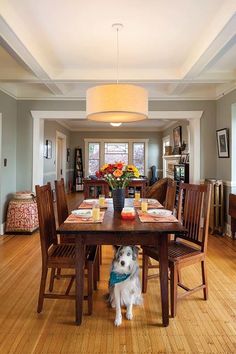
left=1, top=192, right=236, bottom=353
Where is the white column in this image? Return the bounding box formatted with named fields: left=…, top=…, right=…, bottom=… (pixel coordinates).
left=32, top=116, right=44, bottom=191
left=188, top=118, right=201, bottom=184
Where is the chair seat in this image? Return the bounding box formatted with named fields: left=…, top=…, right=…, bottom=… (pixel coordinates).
left=143, top=241, right=201, bottom=263
left=48, top=244, right=97, bottom=267
left=48, top=244, right=75, bottom=267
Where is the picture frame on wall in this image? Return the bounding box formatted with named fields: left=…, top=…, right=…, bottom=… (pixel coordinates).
left=44, top=139, right=52, bottom=159
left=216, top=128, right=229, bottom=158
left=173, top=126, right=182, bottom=147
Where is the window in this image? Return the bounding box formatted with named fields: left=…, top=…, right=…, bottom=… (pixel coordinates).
left=133, top=142, right=145, bottom=175
left=85, top=139, right=149, bottom=176
left=88, top=142, right=100, bottom=175
left=105, top=143, right=128, bottom=164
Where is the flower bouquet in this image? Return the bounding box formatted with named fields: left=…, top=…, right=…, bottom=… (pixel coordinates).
left=96, top=162, right=140, bottom=190
left=96, top=162, right=140, bottom=211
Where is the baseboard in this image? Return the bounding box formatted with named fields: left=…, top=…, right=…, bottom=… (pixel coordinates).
left=0, top=222, right=5, bottom=235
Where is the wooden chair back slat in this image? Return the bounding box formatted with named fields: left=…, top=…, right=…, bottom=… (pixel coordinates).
left=36, top=183, right=57, bottom=260
left=164, top=180, right=176, bottom=212
left=177, top=183, right=211, bottom=251
left=146, top=177, right=174, bottom=204
left=55, top=178, right=69, bottom=225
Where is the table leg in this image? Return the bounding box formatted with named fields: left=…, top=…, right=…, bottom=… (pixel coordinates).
left=158, top=234, right=169, bottom=327
left=75, top=237, right=85, bottom=325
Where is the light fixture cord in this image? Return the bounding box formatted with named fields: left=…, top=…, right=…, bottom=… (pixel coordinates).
left=116, top=27, right=119, bottom=84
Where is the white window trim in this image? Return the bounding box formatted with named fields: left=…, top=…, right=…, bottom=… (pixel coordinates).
left=162, top=135, right=170, bottom=179
left=162, top=135, right=170, bottom=148
left=55, top=130, right=67, bottom=184
left=84, top=138, right=149, bottom=176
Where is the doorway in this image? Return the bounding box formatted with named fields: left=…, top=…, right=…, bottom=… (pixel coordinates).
left=56, top=131, right=66, bottom=184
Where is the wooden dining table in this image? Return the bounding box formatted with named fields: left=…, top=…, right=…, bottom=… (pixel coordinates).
left=58, top=199, right=186, bottom=326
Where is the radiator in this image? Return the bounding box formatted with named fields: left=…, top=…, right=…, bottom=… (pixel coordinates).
left=205, top=179, right=224, bottom=235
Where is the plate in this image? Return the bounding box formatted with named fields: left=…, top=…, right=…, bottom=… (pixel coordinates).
left=147, top=199, right=159, bottom=204
left=84, top=199, right=96, bottom=204
left=147, top=209, right=172, bottom=217
left=71, top=209, right=92, bottom=218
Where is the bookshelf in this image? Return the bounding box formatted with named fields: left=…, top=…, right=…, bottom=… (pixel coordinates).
left=74, top=148, right=84, bottom=191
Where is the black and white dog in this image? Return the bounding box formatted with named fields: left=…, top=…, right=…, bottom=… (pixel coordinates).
left=109, top=246, right=143, bottom=326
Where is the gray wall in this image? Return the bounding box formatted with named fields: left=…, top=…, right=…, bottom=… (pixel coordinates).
left=70, top=131, right=162, bottom=179
left=16, top=100, right=85, bottom=191
left=216, top=89, right=236, bottom=182
left=43, top=120, right=72, bottom=186
left=149, top=100, right=217, bottom=180
left=162, top=119, right=189, bottom=152
left=0, top=91, right=17, bottom=226
left=232, top=104, right=236, bottom=192
left=216, top=89, right=236, bottom=223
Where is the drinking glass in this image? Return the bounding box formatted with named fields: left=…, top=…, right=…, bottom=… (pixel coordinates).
left=92, top=203, right=100, bottom=221
left=134, top=191, right=141, bottom=201
left=141, top=199, right=148, bottom=213
left=99, top=194, right=105, bottom=207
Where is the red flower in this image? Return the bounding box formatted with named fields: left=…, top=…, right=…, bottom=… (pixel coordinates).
left=116, top=162, right=123, bottom=170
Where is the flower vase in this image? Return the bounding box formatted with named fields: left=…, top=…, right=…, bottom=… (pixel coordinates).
left=112, top=189, right=125, bottom=212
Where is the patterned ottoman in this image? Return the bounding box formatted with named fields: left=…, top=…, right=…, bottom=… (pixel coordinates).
left=6, top=192, right=39, bottom=233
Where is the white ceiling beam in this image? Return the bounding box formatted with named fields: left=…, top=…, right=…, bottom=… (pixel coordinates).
left=183, top=13, right=236, bottom=79
left=31, top=110, right=203, bottom=120
left=168, top=83, right=190, bottom=96
left=170, top=10, right=236, bottom=96
left=0, top=15, right=63, bottom=95
left=215, top=81, right=236, bottom=99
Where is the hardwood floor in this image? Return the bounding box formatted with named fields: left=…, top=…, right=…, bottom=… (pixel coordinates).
left=0, top=192, right=236, bottom=353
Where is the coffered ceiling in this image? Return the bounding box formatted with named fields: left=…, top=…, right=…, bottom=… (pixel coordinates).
left=0, top=0, right=235, bottom=100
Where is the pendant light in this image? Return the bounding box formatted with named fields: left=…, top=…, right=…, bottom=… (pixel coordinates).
left=86, top=24, right=148, bottom=123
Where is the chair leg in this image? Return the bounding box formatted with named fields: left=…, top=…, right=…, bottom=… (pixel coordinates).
left=178, top=270, right=182, bottom=284
left=37, top=266, right=48, bottom=313
left=87, top=262, right=93, bottom=315
left=142, top=253, right=149, bottom=293
left=170, top=264, right=178, bottom=318
left=201, top=260, right=208, bottom=300
left=99, top=245, right=102, bottom=265
left=65, top=276, right=75, bottom=295
left=49, top=268, right=56, bottom=292
left=93, top=254, right=99, bottom=291
left=56, top=268, right=61, bottom=279
left=97, top=249, right=100, bottom=282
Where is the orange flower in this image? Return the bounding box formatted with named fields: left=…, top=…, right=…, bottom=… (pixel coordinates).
left=113, top=169, right=123, bottom=178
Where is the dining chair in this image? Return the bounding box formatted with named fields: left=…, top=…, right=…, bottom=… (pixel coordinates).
left=142, top=182, right=211, bottom=317
left=36, top=182, right=97, bottom=315
left=55, top=178, right=99, bottom=289
left=142, top=180, right=177, bottom=289
left=146, top=177, right=174, bottom=204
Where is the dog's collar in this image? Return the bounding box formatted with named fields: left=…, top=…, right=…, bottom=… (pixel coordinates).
left=109, top=271, right=131, bottom=286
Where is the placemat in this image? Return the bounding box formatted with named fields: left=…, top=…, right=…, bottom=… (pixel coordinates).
left=79, top=200, right=108, bottom=209
left=137, top=210, right=178, bottom=223
left=133, top=199, right=164, bottom=209
left=65, top=211, right=105, bottom=223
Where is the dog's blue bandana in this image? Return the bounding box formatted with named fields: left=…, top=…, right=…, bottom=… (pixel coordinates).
left=109, top=271, right=131, bottom=286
